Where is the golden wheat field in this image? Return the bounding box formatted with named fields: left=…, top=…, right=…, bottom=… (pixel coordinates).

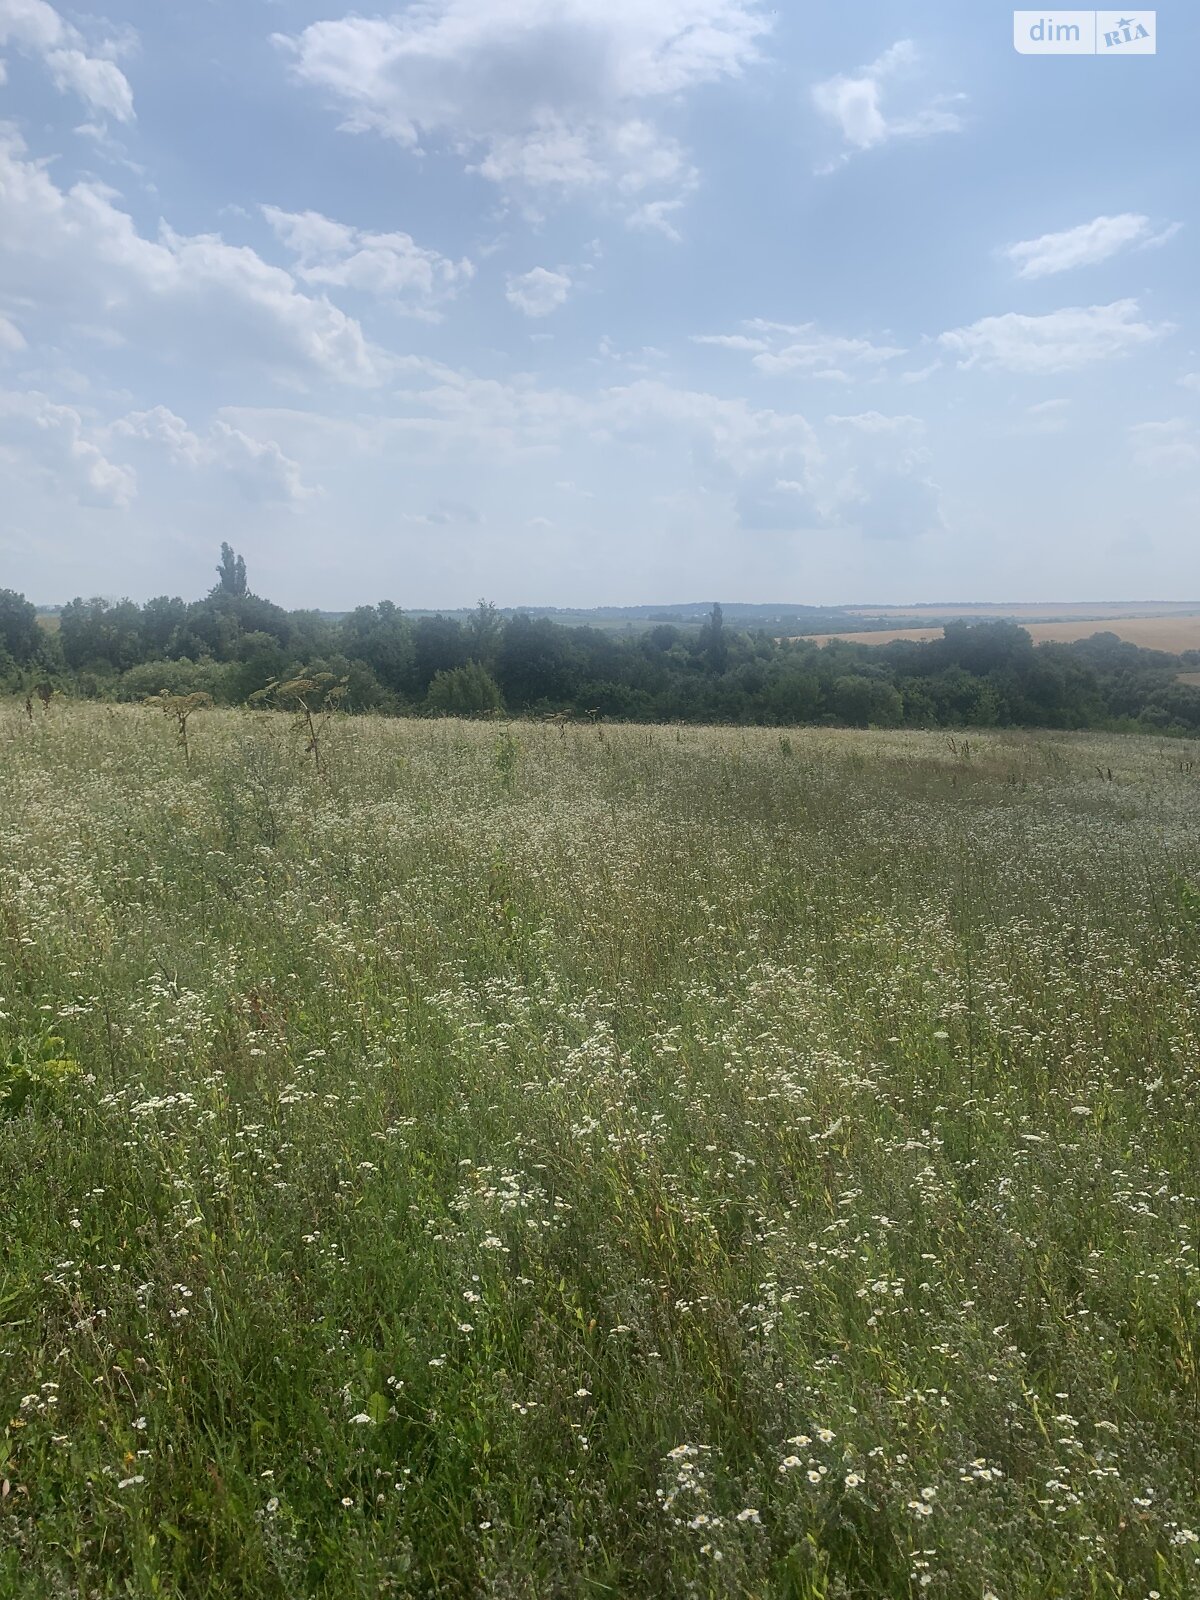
left=802, top=614, right=1200, bottom=652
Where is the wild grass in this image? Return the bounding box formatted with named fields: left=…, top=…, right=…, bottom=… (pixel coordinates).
left=1, top=703, right=1199, bottom=1598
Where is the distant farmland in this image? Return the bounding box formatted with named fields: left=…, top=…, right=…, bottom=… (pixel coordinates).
left=803, top=612, right=1200, bottom=653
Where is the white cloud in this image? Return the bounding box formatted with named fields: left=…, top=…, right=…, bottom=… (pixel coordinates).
left=0, top=388, right=135, bottom=507
left=811, top=40, right=963, bottom=167
left=1179, top=373, right=1200, bottom=393
left=1016, top=397, right=1071, bottom=435
left=1128, top=419, right=1199, bottom=471
left=0, top=0, right=134, bottom=121
left=939, top=299, right=1169, bottom=374
left=276, top=0, right=769, bottom=222
left=626, top=197, right=688, bottom=242
left=819, top=403, right=941, bottom=540
left=592, top=379, right=938, bottom=537
left=842, top=461, right=942, bottom=541
left=225, top=362, right=943, bottom=547
left=0, top=130, right=383, bottom=387
left=826, top=411, right=923, bottom=434
left=1005, top=214, right=1179, bottom=279
left=263, top=206, right=473, bottom=315
left=693, top=319, right=904, bottom=379
left=506, top=267, right=573, bottom=318
left=113, top=406, right=317, bottom=503
left=0, top=313, right=25, bottom=352
left=402, top=500, right=483, bottom=527
left=691, top=332, right=767, bottom=353
left=46, top=47, right=134, bottom=122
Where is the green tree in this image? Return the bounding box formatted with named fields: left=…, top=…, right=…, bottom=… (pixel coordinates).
left=467, top=599, right=503, bottom=664
left=215, top=542, right=248, bottom=598
left=59, top=597, right=143, bottom=672
left=832, top=674, right=903, bottom=729
left=337, top=602, right=415, bottom=695
left=0, top=589, right=40, bottom=664
left=426, top=662, right=503, bottom=717
left=701, top=601, right=729, bottom=673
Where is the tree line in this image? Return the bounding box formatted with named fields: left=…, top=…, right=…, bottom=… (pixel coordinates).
left=2, top=545, right=1199, bottom=733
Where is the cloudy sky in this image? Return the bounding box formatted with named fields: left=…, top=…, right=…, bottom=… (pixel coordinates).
left=1, top=1, right=1196, bottom=608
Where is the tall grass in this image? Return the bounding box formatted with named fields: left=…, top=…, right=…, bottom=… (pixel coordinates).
left=1, top=704, right=1198, bottom=1597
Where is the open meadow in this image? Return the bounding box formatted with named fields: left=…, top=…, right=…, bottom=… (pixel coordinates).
left=2, top=704, right=1200, bottom=1598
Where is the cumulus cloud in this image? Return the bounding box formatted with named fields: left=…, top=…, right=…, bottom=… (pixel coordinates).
left=1128, top=419, right=1200, bottom=471
left=113, top=406, right=317, bottom=503
left=506, top=267, right=573, bottom=317
left=627, top=197, right=688, bottom=242
left=826, top=411, right=923, bottom=434
left=262, top=206, right=473, bottom=315
left=1016, top=397, right=1071, bottom=435
left=402, top=499, right=483, bottom=526
left=693, top=319, right=904, bottom=380
left=811, top=40, right=963, bottom=168
left=0, top=313, right=25, bottom=352
left=0, top=0, right=135, bottom=121
left=842, top=459, right=942, bottom=541
left=589, top=379, right=938, bottom=538
left=820, top=408, right=941, bottom=539
left=226, top=358, right=945, bottom=550
left=0, top=130, right=383, bottom=386
left=1004, top=214, right=1180, bottom=279
left=275, top=0, right=769, bottom=222
left=939, top=299, right=1169, bottom=374
left=0, top=388, right=135, bottom=507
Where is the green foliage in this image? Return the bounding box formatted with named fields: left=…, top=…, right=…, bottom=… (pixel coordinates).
left=215, top=541, right=248, bottom=598
left=492, top=724, right=520, bottom=788
left=0, top=588, right=40, bottom=663
left=117, top=658, right=230, bottom=702
left=1, top=1032, right=79, bottom=1119
left=425, top=660, right=503, bottom=716
left=832, top=673, right=904, bottom=728
left=7, top=553, right=1200, bottom=734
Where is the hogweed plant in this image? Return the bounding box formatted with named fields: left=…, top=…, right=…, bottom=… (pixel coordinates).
left=250, top=674, right=347, bottom=777
left=145, top=690, right=213, bottom=764
left=0, top=702, right=1198, bottom=1597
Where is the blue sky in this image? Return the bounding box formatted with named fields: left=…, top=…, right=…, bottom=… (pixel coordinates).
left=1, top=0, right=1196, bottom=608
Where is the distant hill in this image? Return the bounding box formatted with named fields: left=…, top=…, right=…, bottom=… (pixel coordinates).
left=37, top=598, right=1200, bottom=639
